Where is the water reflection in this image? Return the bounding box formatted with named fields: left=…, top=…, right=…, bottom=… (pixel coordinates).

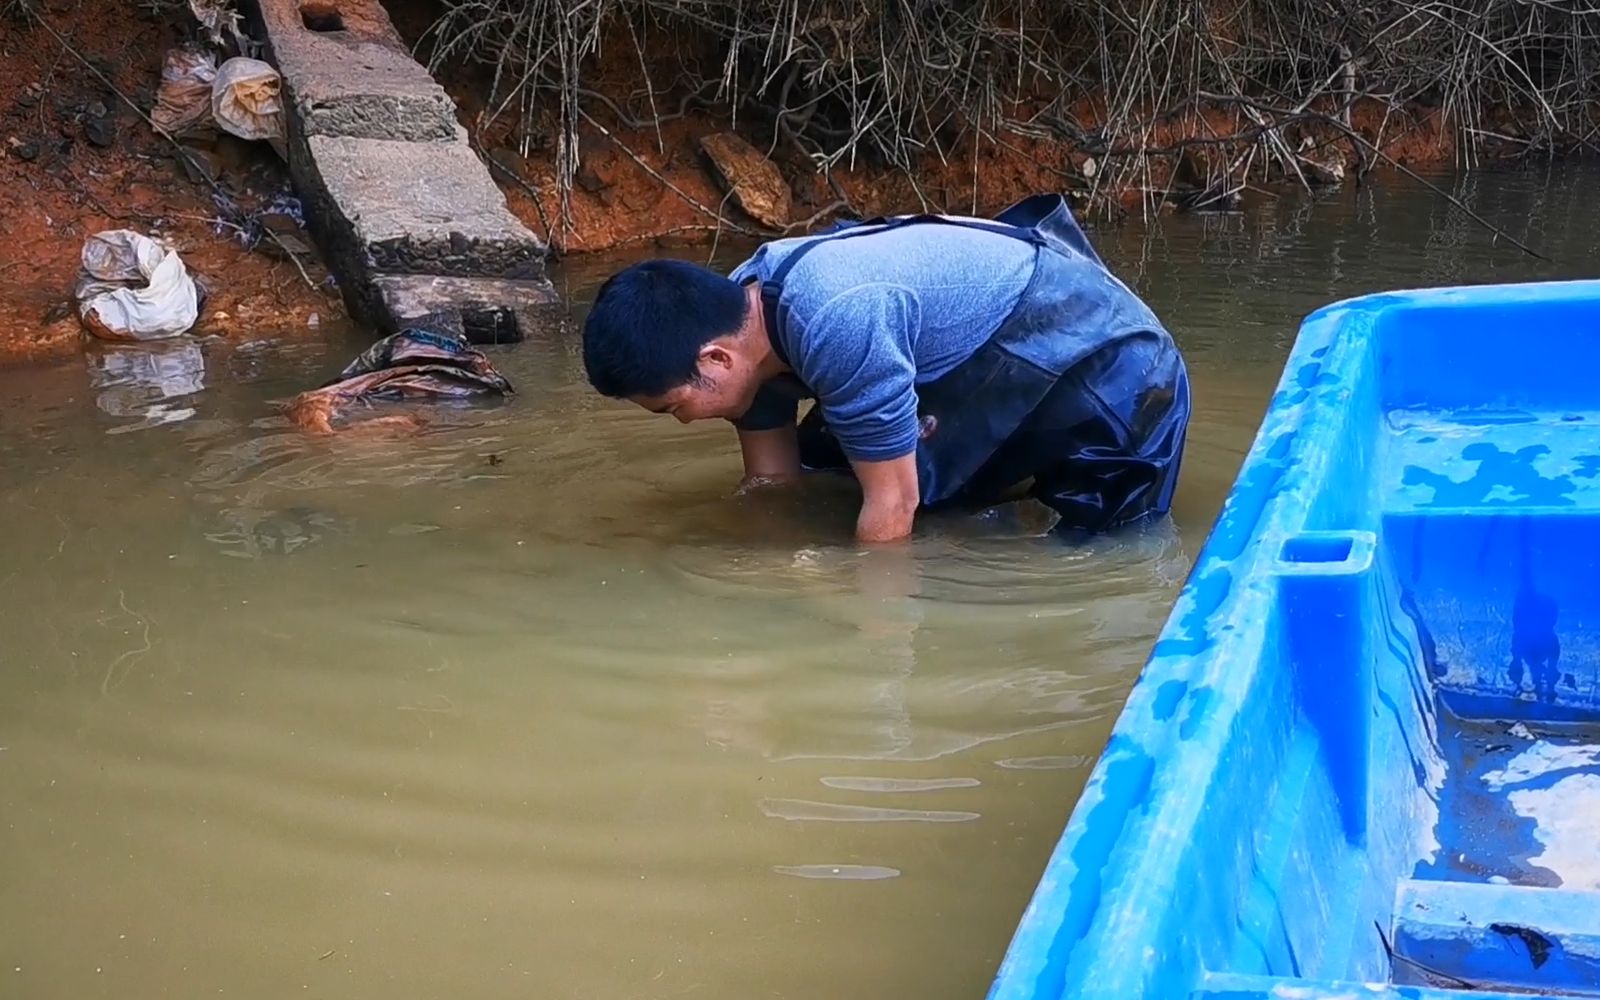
left=84, top=340, right=207, bottom=433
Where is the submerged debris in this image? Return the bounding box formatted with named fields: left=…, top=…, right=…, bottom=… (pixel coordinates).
left=283, top=321, right=515, bottom=434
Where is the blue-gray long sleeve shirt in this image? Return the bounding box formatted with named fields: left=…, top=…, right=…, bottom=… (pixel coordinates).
left=728, top=221, right=1037, bottom=462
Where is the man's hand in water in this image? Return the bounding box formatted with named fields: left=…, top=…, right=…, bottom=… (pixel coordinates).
left=733, top=473, right=797, bottom=495
left=851, top=453, right=919, bottom=543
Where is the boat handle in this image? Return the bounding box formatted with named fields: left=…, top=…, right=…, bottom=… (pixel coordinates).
left=1274, top=529, right=1376, bottom=574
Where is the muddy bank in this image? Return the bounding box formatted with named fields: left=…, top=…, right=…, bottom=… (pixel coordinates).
left=455, top=94, right=1479, bottom=257
left=0, top=2, right=342, bottom=365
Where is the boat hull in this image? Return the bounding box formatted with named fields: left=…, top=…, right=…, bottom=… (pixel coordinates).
left=986, top=280, right=1600, bottom=999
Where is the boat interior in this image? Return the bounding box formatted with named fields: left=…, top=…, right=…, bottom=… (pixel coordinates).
left=1205, top=287, right=1600, bottom=997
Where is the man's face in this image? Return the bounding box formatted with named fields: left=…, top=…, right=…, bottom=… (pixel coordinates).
left=630, top=343, right=761, bottom=423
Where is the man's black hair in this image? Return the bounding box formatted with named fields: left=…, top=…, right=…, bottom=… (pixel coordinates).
left=581, top=259, right=749, bottom=398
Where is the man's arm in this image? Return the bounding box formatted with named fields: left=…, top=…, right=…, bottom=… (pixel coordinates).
left=785, top=283, right=923, bottom=540
left=729, top=379, right=802, bottom=492
left=735, top=425, right=802, bottom=490
left=850, top=452, right=920, bottom=543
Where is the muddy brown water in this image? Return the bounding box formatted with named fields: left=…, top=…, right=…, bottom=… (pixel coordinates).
left=2, top=165, right=1599, bottom=999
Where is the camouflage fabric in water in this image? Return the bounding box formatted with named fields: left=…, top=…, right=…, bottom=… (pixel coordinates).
left=287, top=325, right=514, bottom=432
left=322, top=327, right=515, bottom=397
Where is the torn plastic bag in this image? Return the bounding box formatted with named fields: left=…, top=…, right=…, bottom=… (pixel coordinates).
left=284, top=325, right=515, bottom=434
left=189, top=0, right=249, bottom=54
left=152, top=47, right=219, bottom=138
left=212, top=57, right=283, bottom=142
left=74, top=230, right=201, bottom=341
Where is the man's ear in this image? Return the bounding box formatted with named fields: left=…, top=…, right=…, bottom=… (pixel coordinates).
left=698, top=341, right=735, bottom=372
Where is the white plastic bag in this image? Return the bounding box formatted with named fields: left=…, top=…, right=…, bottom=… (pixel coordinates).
left=74, top=230, right=200, bottom=342
left=212, top=57, right=284, bottom=142
left=152, top=46, right=219, bottom=138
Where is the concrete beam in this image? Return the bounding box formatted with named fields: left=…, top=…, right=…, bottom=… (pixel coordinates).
left=251, top=0, right=459, bottom=142
left=244, top=0, right=557, bottom=339
left=373, top=274, right=561, bottom=344
left=304, top=131, right=546, bottom=279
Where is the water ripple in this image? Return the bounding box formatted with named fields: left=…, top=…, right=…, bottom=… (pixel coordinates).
left=818, top=776, right=981, bottom=792
left=773, top=865, right=903, bottom=881
left=759, top=799, right=981, bottom=823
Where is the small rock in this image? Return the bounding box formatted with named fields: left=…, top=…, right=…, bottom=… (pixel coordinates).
left=698, top=132, right=792, bottom=230
left=85, top=116, right=115, bottom=148
left=6, top=136, right=38, bottom=162
left=307, top=312, right=320, bottom=328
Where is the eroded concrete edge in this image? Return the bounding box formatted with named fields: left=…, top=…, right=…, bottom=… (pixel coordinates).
left=244, top=0, right=558, bottom=342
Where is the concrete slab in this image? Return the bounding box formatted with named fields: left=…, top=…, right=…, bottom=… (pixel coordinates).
left=251, top=0, right=458, bottom=141
left=373, top=274, right=561, bottom=344
left=246, top=0, right=558, bottom=339
left=305, top=130, right=546, bottom=279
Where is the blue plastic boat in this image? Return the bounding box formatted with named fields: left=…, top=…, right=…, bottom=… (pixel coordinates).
left=986, top=280, right=1600, bottom=999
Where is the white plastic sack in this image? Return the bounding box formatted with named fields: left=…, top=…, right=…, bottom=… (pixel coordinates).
left=74, top=230, right=200, bottom=342
left=152, top=46, right=219, bottom=138
left=212, top=57, right=284, bottom=142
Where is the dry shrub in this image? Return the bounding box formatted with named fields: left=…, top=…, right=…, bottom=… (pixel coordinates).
left=415, top=0, right=1600, bottom=215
